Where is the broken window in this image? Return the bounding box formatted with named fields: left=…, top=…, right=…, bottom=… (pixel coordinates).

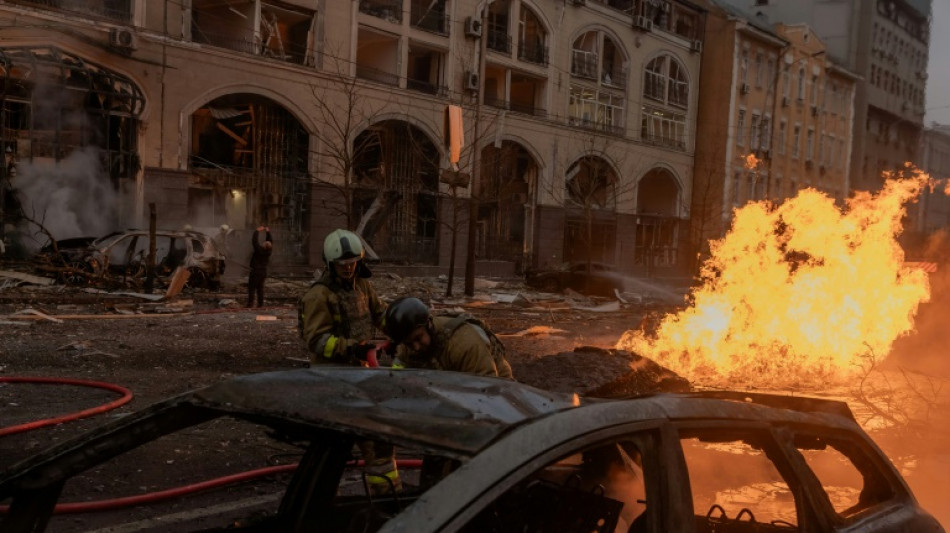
left=352, top=120, right=440, bottom=264
left=566, top=156, right=617, bottom=210
left=517, top=7, right=548, bottom=65
left=793, top=433, right=896, bottom=519
left=407, top=43, right=446, bottom=96
left=461, top=433, right=658, bottom=532
left=189, top=94, right=309, bottom=262
left=356, top=28, right=400, bottom=86
left=191, top=0, right=317, bottom=65
left=410, top=0, right=447, bottom=34
left=478, top=142, right=535, bottom=266
left=359, top=0, right=402, bottom=23
left=487, top=0, right=512, bottom=54
left=0, top=46, right=142, bottom=238
left=679, top=428, right=801, bottom=530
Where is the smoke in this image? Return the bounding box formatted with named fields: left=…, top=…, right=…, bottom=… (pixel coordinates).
left=14, top=147, right=118, bottom=247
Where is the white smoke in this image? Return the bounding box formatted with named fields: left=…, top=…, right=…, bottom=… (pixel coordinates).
left=14, top=147, right=117, bottom=246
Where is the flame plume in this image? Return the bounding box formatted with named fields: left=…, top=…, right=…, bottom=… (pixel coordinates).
left=618, top=168, right=933, bottom=387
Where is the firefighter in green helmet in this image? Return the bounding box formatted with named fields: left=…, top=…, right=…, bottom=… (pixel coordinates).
left=297, top=228, right=398, bottom=495
left=383, top=297, right=513, bottom=379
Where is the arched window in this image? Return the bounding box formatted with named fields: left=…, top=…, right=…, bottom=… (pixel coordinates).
left=641, top=53, right=689, bottom=150
left=569, top=29, right=627, bottom=135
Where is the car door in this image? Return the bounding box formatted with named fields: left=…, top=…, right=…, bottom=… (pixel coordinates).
left=671, top=422, right=823, bottom=533
left=419, top=422, right=685, bottom=533
left=781, top=427, right=944, bottom=533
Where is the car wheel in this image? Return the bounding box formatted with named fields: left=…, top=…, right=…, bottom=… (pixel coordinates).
left=185, top=267, right=209, bottom=289
left=62, top=261, right=92, bottom=285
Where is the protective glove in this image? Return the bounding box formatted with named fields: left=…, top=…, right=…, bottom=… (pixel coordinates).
left=347, top=342, right=374, bottom=363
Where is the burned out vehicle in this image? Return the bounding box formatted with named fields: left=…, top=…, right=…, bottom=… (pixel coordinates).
left=0, top=369, right=942, bottom=533
left=38, top=229, right=224, bottom=287
left=526, top=261, right=627, bottom=297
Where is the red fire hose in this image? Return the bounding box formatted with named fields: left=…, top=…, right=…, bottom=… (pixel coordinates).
left=0, top=376, right=133, bottom=437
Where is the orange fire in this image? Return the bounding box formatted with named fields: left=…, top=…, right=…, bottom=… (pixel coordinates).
left=618, top=168, right=934, bottom=387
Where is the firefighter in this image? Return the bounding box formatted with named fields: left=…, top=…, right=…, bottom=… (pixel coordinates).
left=382, top=297, right=514, bottom=379
left=297, top=228, right=399, bottom=495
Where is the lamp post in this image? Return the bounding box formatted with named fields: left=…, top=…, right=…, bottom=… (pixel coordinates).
left=464, top=5, right=489, bottom=296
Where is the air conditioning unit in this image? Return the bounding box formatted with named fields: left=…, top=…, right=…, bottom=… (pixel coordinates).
left=690, top=40, right=703, bottom=53
left=740, top=83, right=750, bottom=95
left=465, top=71, right=480, bottom=91
left=464, top=16, right=482, bottom=38
left=634, top=16, right=653, bottom=32
left=109, top=27, right=137, bottom=50
left=781, top=96, right=790, bottom=107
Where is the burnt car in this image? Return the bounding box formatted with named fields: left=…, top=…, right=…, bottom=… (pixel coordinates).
left=0, top=368, right=942, bottom=533
left=526, top=261, right=627, bottom=297
left=38, top=229, right=224, bottom=287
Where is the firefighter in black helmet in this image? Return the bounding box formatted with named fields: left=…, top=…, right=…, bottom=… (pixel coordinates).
left=383, top=297, right=513, bottom=379
left=298, top=229, right=398, bottom=495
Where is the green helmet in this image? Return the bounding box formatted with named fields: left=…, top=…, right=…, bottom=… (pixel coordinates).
left=383, top=297, right=431, bottom=344
left=323, top=229, right=364, bottom=265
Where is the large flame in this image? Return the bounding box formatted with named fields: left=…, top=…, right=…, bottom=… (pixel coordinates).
left=618, top=167, right=933, bottom=387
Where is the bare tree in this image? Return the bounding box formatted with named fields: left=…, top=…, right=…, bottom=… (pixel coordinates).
left=308, top=52, right=390, bottom=231
left=542, top=131, right=639, bottom=286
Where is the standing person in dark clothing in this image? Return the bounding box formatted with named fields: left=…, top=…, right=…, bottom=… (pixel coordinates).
left=247, top=226, right=273, bottom=307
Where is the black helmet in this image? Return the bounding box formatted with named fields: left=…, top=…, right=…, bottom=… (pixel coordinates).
left=383, top=297, right=431, bottom=344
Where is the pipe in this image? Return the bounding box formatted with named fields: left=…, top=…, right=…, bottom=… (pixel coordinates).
left=0, top=377, right=133, bottom=437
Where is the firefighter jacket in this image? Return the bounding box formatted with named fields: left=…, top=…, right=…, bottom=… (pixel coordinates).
left=298, top=269, right=386, bottom=366
left=393, top=315, right=514, bottom=379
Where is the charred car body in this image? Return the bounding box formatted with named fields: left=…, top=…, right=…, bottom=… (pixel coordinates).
left=525, top=261, right=627, bottom=297
left=37, top=229, right=225, bottom=288
left=0, top=368, right=942, bottom=533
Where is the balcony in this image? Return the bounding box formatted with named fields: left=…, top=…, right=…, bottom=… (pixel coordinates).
left=191, top=26, right=258, bottom=56
left=7, top=0, right=131, bottom=23
left=406, top=79, right=446, bottom=96
left=359, top=0, right=402, bottom=24
left=487, top=24, right=512, bottom=54
left=570, top=117, right=625, bottom=136
left=518, top=39, right=548, bottom=66
left=571, top=50, right=598, bottom=79
left=356, top=66, right=400, bottom=86
left=640, top=133, right=686, bottom=150
left=602, top=66, right=627, bottom=89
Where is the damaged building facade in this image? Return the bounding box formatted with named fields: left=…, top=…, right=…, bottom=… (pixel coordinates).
left=0, top=0, right=703, bottom=276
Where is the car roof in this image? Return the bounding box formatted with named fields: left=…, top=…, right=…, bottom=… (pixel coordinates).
left=0, top=369, right=862, bottom=496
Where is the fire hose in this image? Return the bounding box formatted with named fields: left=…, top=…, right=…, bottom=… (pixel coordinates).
left=0, top=377, right=133, bottom=437
left=0, top=355, right=415, bottom=515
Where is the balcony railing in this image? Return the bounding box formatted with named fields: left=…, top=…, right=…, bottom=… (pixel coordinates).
left=510, top=101, right=546, bottom=118
left=359, top=0, right=402, bottom=23
left=406, top=79, right=446, bottom=96
left=571, top=50, right=598, bottom=79
left=602, top=66, right=627, bottom=88
left=640, top=133, right=686, bottom=150
left=518, top=39, right=549, bottom=66
left=484, top=96, right=508, bottom=110
left=7, top=0, right=131, bottom=23
left=192, top=27, right=259, bottom=56
left=570, top=117, right=625, bottom=136
left=356, top=66, right=400, bottom=86
left=487, top=25, right=512, bottom=54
